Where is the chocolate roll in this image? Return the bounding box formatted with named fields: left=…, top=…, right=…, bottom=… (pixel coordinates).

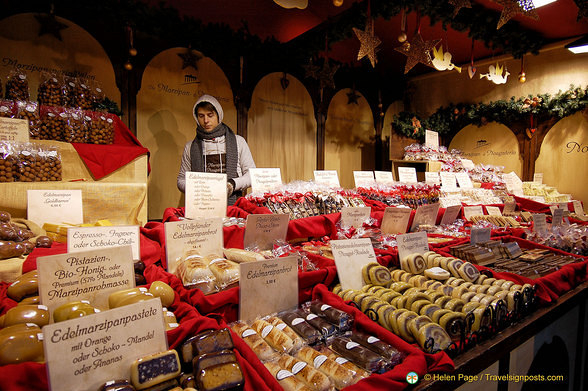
left=280, top=310, right=322, bottom=345
left=309, top=301, right=353, bottom=331
left=349, top=330, right=404, bottom=366
left=297, top=309, right=337, bottom=338
left=329, top=336, right=388, bottom=373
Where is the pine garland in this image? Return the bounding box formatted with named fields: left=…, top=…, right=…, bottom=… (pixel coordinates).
left=392, top=85, right=588, bottom=139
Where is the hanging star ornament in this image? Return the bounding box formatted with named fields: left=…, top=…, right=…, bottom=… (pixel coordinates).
left=318, top=59, right=339, bottom=90
left=449, top=0, right=472, bottom=18
left=303, top=59, right=321, bottom=80
left=494, top=0, right=539, bottom=29
left=346, top=89, right=360, bottom=105
left=178, top=49, right=203, bottom=71
left=35, top=13, right=68, bottom=41
left=395, top=33, right=441, bottom=74
left=352, top=18, right=381, bottom=68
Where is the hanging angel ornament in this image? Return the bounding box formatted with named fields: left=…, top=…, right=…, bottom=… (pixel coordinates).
left=432, top=45, right=462, bottom=73
left=480, top=63, right=510, bottom=84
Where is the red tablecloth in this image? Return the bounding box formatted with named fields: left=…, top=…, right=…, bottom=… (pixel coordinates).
left=71, top=113, right=150, bottom=180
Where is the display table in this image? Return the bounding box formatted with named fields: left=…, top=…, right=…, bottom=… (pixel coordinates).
left=0, top=114, right=150, bottom=225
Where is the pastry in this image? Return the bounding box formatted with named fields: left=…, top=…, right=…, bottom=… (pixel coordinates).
left=267, top=316, right=305, bottom=351
left=231, top=321, right=278, bottom=362
left=295, top=346, right=355, bottom=389
left=191, top=328, right=234, bottom=356
left=264, top=361, right=314, bottom=391
left=396, top=310, right=418, bottom=342
left=424, top=267, right=450, bottom=280
left=251, top=319, right=294, bottom=353
left=457, top=262, right=480, bottom=283
left=309, top=301, right=353, bottom=330
left=280, top=311, right=323, bottom=345
left=278, top=354, right=332, bottom=391
left=415, top=323, right=452, bottom=354
left=400, top=253, right=427, bottom=274
left=208, top=258, right=239, bottom=288
left=329, top=336, right=388, bottom=373
left=317, top=346, right=371, bottom=380
left=223, top=247, right=265, bottom=263
left=368, top=264, right=392, bottom=286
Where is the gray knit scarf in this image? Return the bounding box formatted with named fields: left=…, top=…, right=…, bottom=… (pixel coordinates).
left=190, top=123, right=240, bottom=204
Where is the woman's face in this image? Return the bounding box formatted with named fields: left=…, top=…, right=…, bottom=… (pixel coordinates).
left=196, top=107, right=219, bottom=132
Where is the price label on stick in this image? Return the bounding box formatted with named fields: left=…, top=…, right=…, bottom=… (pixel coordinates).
left=398, top=167, right=417, bottom=183
left=397, top=232, right=429, bottom=263
left=552, top=208, right=564, bottom=226
left=470, top=227, right=491, bottom=244
left=250, top=168, right=282, bottom=193
left=27, top=190, right=83, bottom=228
left=486, top=206, right=502, bottom=216
left=374, top=171, right=394, bottom=185
left=239, top=256, right=298, bottom=322
left=425, top=171, right=440, bottom=185
left=410, top=203, right=440, bottom=231
left=440, top=205, right=461, bottom=226
left=314, top=170, right=340, bottom=187
left=353, top=171, right=376, bottom=188
left=381, top=207, right=411, bottom=234
left=533, top=214, right=548, bottom=235
left=243, top=213, right=289, bottom=251
left=340, top=207, right=371, bottom=228
left=331, top=239, right=377, bottom=291
left=185, top=172, right=227, bottom=219
left=463, top=205, right=484, bottom=221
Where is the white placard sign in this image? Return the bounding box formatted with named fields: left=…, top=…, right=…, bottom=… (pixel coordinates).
left=440, top=205, right=461, bottom=226
left=410, top=203, right=440, bottom=231
left=374, top=171, right=395, bottom=185
left=440, top=172, right=458, bottom=191
left=455, top=172, right=473, bottom=189
left=185, top=172, right=227, bottom=219
left=67, top=226, right=140, bottom=261
left=43, top=299, right=167, bottom=391
left=0, top=117, right=29, bottom=142
left=503, top=172, right=524, bottom=195
left=533, top=173, right=543, bottom=184
left=533, top=214, right=548, bottom=235
left=381, top=207, right=411, bottom=234
left=239, top=256, right=298, bottom=322
left=572, top=200, right=585, bottom=216
left=556, top=202, right=569, bottom=211
left=243, top=213, right=289, bottom=251
left=397, top=232, right=429, bottom=263
left=470, top=228, right=491, bottom=244
left=353, top=171, right=376, bottom=188
left=331, top=238, right=377, bottom=291
left=460, top=159, right=476, bottom=170
left=486, top=206, right=502, bottom=216
left=27, top=190, right=83, bottom=228
left=552, top=208, right=564, bottom=226
left=503, top=201, right=516, bottom=215
left=37, top=246, right=135, bottom=316
left=250, top=168, right=282, bottom=193
left=425, top=129, right=439, bottom=149
left=425, top=171, right=440, bottom=185
left=398, top=167, right=418, bottom=183
left=340, top=207, right=371, bottom=228
left=463, top=205, right=484, bottom=220
left=164, top=218, right=223, bottom=273
left=314, top=170, right=340, bottom=187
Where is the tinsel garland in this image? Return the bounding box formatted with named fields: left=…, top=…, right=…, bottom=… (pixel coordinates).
left=392, top=85, right=588, bottom=139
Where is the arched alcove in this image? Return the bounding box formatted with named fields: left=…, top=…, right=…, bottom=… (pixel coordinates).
left=325, top=88, right=375, bottom=189
left=449, top=123, right=523, bottom=176
left=535, top=112, right=588, bottom=208
left=247, top=72, right=317, bottom=183
left=137, top=47, right=235, bottom=219
left=0, top=13, right=119, bottom=104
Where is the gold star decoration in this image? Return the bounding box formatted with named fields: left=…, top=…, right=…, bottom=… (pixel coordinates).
left=303, top=59, right=321, bottom=80
left=347, top=89, right=360, bottom=105
left=352, top=18, right=381, bottom=68
left=178, top=49, right=203, bottom=71
left=449, top=0, right=472, bottom=18
left=318, top=59, right=339, bottom=90
left=395, top=33, right=441, bottom=74
left=35, top=13, right=68, bottom=41
left=495, top=0, right=539, bottom=30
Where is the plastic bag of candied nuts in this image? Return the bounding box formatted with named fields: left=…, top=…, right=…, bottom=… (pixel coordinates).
left=39, top=105, right=66, bottom=141
left=0, top=142, right=17, bottom=183
left=88, top=111, right=115, bottom=144
left=4, top=70, right=30, bottom=101
left=15, top=100, right=41, bottom=139
left=37, top=72, right=66, bottom=107
left=37, top=144, right=62, bottom=182
left=0, top=100, right=16, bottom=118
left=65, top=108, right=88, bottom=143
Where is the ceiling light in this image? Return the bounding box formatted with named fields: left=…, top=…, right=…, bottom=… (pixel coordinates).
left=565, top=35, right=588, bottom=54
left=532, top=0, right=557, bottom=8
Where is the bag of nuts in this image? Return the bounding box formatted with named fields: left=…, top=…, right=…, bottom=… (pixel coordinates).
left=64, top=75, right=77, bottom=108
left=15, top=101, right=41, bottom=139
left=75, top=78, right=94, bottom=110
left=88, top=111, right=115, bottom=144
left=0, top=100, right=16, bottom=118
left=5, top=70, right=30, bottom=101
left=15, top=142, right=41, bottom=182
left=37, top=72, right=66, bottom=107
left=90, top=79, right=105, bottom=109
left=37, top=144, right=62, bottom=181
left=0, top=142, right=17, bottom=183
left=65, top=109, right=88, bottom=143
left=39, top=105, right=66, bottom=141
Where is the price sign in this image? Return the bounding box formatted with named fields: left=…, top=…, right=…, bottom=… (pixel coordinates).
left=314, top=170, right=340, bottom=187
left=440, top=205, right=461, bottom=225
left=397, top=232, right=429, bottom=263
left=340, top=207, right=371, bottom=228
left=353, top=171, right=376, bottom=188
left=239, top=256, right=298, bottom=322
left=243, top=214, right=289, bottom=251
left=533, top=173, right=543, bottom=184
left=27, top=190, right=83, bottom=228
left=250, top=168, right=282, bottom=193
left=410, top=203, right=440, bottom=231
left=381, top=207, right=411, bottom=234
left=185, top=172, right=227, bottom=219
left=374, top=171, right=394, bottom=185
left=68, top=226, right=140, bottom=261
left=164, top=219, right=223, bottom=273
left=0, top=117, right=29, bottom=142
left=425, top=171, right=440, bottom=185
left=455, top=172, right=473, bottom=189
left=425, top=129, right=439, bottom=149
left=440, top=172, right=458, bottom=191
left=533, top=214, right=548, bottom=235
left=463, top=205, right=484, bottom=220
left=331, top=239, right=377, bottom=291
left=486, top=206, right=502, bottom=216
left=398, top=167, right=417, bottom=183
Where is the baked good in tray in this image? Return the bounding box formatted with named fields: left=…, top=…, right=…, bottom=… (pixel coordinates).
left=175, top=250, right=218, bottom=294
